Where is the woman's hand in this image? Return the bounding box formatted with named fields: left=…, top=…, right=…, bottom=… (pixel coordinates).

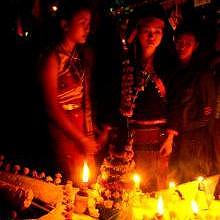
left=80, top=136, right=100, bottom=156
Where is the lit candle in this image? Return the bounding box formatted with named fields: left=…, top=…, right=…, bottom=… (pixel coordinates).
left=133, top=173, right=141, bottom=190
left=197, top=176, right=205, bottom=190
left=197, top=176, right=204, bottom=182
left=74, top=161, right=89, bottom=214
left=168, top=181, right=177, bottom=219
left=169, top=181, right=176, bottom=189
left=82, top=161, right=89, bottom=183
left=169, top=181, right=176, bottom=200
left=155, top=196, right=164, bottom=219
left=80, top=161, right=89, bottom=191
left=191, top=200, right=200, bottom=219
left=51, top=5, right=58, bottom=12
left=191, top=200, right=199, bottom=214
left=196, top=176, right=210, bottom=211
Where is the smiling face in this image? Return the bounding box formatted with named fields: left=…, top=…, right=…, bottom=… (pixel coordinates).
left=137, top=17, right=165, bottom=56
left=175, top=33, right=199, bottom=63
left=64, top=9, right=91, bottom=44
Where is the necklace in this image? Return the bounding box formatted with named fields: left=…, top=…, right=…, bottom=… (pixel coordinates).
left=135, top=63, right=166, bottom=101
left=65, top=48, right=85, bottom=84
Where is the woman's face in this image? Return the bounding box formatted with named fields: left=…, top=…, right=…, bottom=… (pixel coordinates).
left=138, top=17, right=164, bottom=55
left=175, top=33, right=198, bottom=62
left=64, top=9, right=91, bottom=44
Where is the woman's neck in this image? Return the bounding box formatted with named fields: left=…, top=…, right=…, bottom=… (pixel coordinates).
left=141, top=53, right=155, bottom=73
left=179, top=58, right=193, bottom=69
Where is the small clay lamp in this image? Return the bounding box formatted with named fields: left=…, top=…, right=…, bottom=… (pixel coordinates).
left=74, top=161, right=89, bottom=214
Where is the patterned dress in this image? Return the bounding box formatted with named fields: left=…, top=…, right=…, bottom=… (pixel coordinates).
left=50, top=45, right=94, bottom=183
left=120, top=65, right=171, bottom=192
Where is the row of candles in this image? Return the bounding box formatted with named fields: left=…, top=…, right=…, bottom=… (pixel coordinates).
left=131, top=174, right=202, bottom=219
left=78, top=161, right=218, bottom=220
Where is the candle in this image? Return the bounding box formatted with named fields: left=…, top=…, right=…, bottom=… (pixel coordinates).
left=195, top=176, right=210, bottom=211
left=157, top=196, right=164, bottom=215
left=169, top=181, right=178, bottom=202
left=74, top=161, right=90, bottom=214
left=80, top=161, right=89, bottom=191
left=197, top=176, right=204, bottom=182
left=190, top=200, right=201, bottom=219
left=169, top=181, right=176, bottom=189
left=133, top=173, right=141, bottom=190
left=191, top=200, right=199, bottom=214
left=197, top=176, right=205, bottom=191
left=82, top=161, right=89, bottom=183
left=51, top=5, right=58, bottom=12
left=168, top=181, right=178, bottom=219
left=155, top=196, right=164, bottom=219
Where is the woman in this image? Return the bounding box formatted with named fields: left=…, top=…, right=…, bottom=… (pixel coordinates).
left=209, top=28, right=220, bottom=174
left=169, top=24, right=216, bottom=183
left=120, top=4, right=178, bottom=191
left=39, top=1, right=99, bottom=184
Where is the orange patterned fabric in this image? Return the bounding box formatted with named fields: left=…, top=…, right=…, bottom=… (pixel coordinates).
left=49, top=47, right=95, bottom=184
left=55, top=46, right=94, bottom=136
left=56, top=47, right=84, bottom=111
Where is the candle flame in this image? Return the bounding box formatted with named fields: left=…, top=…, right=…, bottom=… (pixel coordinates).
left=82, top=161, right=89, bottom=183
left=197, top=176, right=204, bottom=182
left=169, top=181, right=176, bottom=189
left=51, top=5, right=58, bottom=12
left=191, top=200, right=199, bottom=214
left=157, top=196, right=164, bottom=215
left=133, top=173, right=140, bottom=188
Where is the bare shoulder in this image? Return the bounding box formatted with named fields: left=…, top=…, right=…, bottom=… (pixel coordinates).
left=41, top=49, right=59, bottom=67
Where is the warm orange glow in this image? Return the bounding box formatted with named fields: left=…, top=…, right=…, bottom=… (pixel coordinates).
left=82, top=161, right=89, bottom=183
left=197, top=176, right=204, bottom=183
left=191, top=200, right=199, bottom=214
left=51, top=5, right=58, bottom=12
left=101, top=172, right=108, bottom=180
left=169, top=181, right=176, bottom=189
left=133, top=173, right=141, bottom=189
left=157, top=196, right=164, bottom=215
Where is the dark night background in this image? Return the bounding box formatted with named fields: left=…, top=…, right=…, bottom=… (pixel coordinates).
left=1, top=0, right=219, bottom=174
